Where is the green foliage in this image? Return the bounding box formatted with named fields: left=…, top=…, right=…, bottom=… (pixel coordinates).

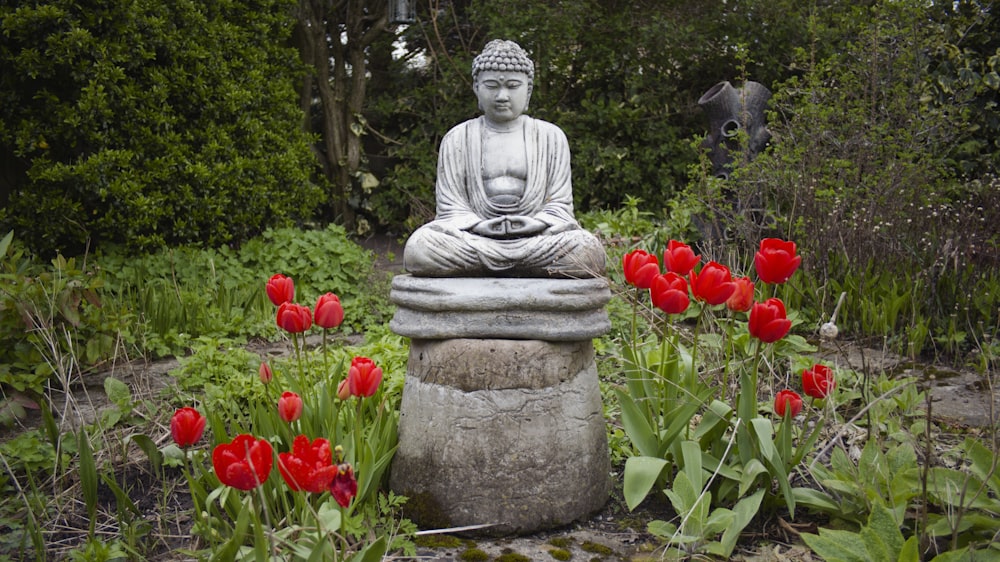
left=794, top=440, right=922, bottom=526
left=0, top=0, right=323, bottom=256
left=0, top=232, right=126, bottom=400
left=802, top=503, right=918, bottom=562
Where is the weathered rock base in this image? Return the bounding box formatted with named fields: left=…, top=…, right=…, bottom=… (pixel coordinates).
left=389, top=338, right=610, bottom=536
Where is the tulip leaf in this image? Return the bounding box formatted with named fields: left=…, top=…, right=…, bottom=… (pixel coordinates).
left=129, top=433, right=163, bottom=476
left=623, top=456, right=669, bottom=511
left=615, top=389, right=658, bottom=458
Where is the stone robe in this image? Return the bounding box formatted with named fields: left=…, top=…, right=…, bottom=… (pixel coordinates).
left=403, top=116, right=605, bottom=278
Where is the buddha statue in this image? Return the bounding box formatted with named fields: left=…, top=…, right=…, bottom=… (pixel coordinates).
left=402, top=39, right=606, bottom=278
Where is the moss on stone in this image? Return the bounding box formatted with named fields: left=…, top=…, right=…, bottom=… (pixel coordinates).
left=548, top=547, right=572, bottom=560
left=581, top=541, right=614, bottom=556
left=458, top=547, right=489, bottom=561
left=548, top=537, right=574, bottom=549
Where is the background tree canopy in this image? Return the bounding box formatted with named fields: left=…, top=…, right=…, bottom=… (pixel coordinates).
left=1, top=0, right=997, bottom=266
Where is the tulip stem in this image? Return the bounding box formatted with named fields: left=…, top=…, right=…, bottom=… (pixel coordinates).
left=658, top=314, right=671, bottom=435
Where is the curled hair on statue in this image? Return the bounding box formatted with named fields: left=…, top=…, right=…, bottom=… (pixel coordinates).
left=472, top=39, right=534, bottom=81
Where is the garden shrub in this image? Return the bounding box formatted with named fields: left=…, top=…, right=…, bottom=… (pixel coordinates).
left=0, top=0, right=324, bottom=257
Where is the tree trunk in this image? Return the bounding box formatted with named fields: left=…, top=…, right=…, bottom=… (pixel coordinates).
left=294, top=0, right=388, bottom=229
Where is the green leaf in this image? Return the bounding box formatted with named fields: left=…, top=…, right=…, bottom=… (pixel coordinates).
left=350, top=537, right=387, bottom=562
left=623, top=456, right=669, bottom=511
left=791, top=487, right=840, bottom=512
left=129, top=434, right=163, bottom=475
left=860, top=503, right=904, bottom=561
left=647, top=519, right=677, bottom=539
left=739, top=458, right=769, bottom=497
left=750, top=417, right=795, bottom=516
left=102, top=377, right=129, bottom=409
left=898, top=536, right=920, bottom=562
left=0, top=230, right=13, bottom=259
left=962, top=437, right=1000, bottom=494
left=717, top=489, right=765, bottom=558
left=802, top=528, right=873, bottom=562
left=615, top=389, right=659, bottom=458
left=680, top=440, right=704, bottom=489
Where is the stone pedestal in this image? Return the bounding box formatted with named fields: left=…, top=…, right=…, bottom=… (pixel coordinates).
left=388, top=275, right=611, bottom=535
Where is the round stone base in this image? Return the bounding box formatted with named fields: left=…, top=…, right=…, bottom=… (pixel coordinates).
left=389, top=338, right=610, bottom=535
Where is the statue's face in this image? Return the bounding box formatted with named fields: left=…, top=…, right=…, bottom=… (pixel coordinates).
left=474, top=70, right=531, bottom=124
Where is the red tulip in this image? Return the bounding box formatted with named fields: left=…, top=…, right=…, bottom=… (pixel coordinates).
left=266, top=274, right=295, bottom=306
left=650, top=272, right=690, bottom=315
left=314, top=293, right=345, bottom=330
left=278, top=435, right=338, bottom=493
left=802, top=364, right=836, bottom=399
left=276, top=302, right=312, bottom=333
left=689, top=261, right=736, bottom=306
left=259, top=362, right=273, bottom=385
left=663, top=240, right=700, bottom=276
left=622, top=249, right=660, bottom=289
left=170, top=407, right=206, bottom=448
left=726, top=276, right=755, bottom=312
left=754, top=238, right=802, bottom=284
left=347, top=356, right=383, bottom=398
left=748, top=298, right=792, bottom=343
left=331, top=462, right=358, bottom=508
left=212, top=434, right=274, bottom=490
left=774, top=389, right=803, bottom=418
left=278, top=391, right=303, bottom=423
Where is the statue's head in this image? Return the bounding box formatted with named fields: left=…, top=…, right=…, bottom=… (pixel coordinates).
left=472, top=40, right=534, bottom=121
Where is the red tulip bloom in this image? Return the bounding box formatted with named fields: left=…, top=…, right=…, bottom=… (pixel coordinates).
left=212, top=434, right=274, bottom=491
left=689, top=261, right=736, bottom=306
left=259, top=362, right=273, bottom=385
left=276, top=302, right=312, bottom=333
left=650, top=272, right=690, bottom=315
left=278, top=435, right=338, bottom=493
left=347, top=356, right=383, bottom=398
left=748, top=298, right=792, bottom=343
left=170, top=407, right=206, bottom=448
left=622, top=249, right=660, bottom=289
left=774, top=389, right=803, bottom=418
left=266, top=274, right=295, bottom=306
left=314, top=293, right=345, bottom=330
left=663, top=240, right=700, bottom=276
left=726, top=276, right=755, bottom=312
left=754, top=238, right=802, bottom=284
left=802, top=364, right=836, bottom=399
left=278, top=391, right=303, bottom=423
left=331, top=462, right=358, bottom=508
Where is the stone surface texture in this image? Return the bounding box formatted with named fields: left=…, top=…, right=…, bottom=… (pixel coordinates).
left=388, top=276, right=612, bottom=535
left=389, top=275, right=611, bottom=340
left=389, top=338, right=610, bottom=535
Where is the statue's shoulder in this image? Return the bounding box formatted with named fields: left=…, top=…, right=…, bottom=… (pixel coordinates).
left=442, top=118, right=479, bottom=142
